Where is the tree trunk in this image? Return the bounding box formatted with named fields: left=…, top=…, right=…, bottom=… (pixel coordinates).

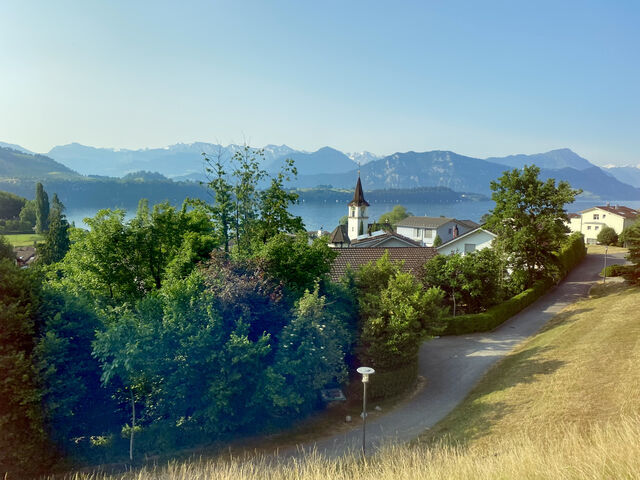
left=129, top=388, right=135, bottom=462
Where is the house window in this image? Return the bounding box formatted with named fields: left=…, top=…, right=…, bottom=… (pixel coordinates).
left=587, top=226, right=591, bottom=230
left=350, top=207, right=355, bottom=217
left=424, top=229, right=433, bottom=238
left=464, top=243, right=476, bottom=253
left=603, top=214, right=606, bottom=218
left=593, top=214, right=599, bottom=220
left=414, top=228, right=420, bottom=237
left=448, top=228, right=452, bottom=235
left=595, top=226, right=599, bottom=230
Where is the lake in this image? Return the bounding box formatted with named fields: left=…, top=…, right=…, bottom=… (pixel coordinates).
left=65, top=199, right=640, bottom=232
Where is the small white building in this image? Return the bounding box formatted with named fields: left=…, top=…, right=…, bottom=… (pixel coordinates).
left=568, top=205, right=638, bottom=244
left=436, top=227, right=496, bottom=256
left=395, top=216, right=479, bottom=247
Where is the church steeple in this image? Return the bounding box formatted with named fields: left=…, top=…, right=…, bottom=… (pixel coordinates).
left=348, top=175, right=369, bottom=238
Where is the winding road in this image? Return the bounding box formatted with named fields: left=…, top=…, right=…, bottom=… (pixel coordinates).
left=282, top=251, right=628, bottom=458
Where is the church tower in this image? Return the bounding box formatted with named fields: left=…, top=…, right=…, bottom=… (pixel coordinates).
left=348, top=175, right=370, bottom=239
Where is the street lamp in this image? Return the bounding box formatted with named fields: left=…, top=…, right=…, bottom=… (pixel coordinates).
left=357, top=366, right=375, bottom=456
left=603, top=245, right=608, bottom=284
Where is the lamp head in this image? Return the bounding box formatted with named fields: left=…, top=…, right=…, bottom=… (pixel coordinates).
left=357, top=366, right=375, bottom=383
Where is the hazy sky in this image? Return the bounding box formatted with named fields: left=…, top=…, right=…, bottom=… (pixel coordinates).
left=1, top=1, right=639, bottom=165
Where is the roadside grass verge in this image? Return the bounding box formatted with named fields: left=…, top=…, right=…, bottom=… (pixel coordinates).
left=4, top=233, right=44, bottom=247
left=51, top=285, right=640, bottom=480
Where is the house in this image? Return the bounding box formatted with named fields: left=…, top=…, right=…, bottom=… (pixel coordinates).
left=568, top=205, right=639, bottom=244
left=395, top=216, right=480, bottom=247
left=329, top=247, right=438, bottom=282
left=436, top=227, right=497, bottom=256
left=349, top=230, right=422, bottom=248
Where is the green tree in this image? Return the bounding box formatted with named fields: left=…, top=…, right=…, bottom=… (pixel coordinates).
left=203, top=151, right=234, bottom=252
left=35, top=182, right=50, bottom=233
left=19, top=199, right=37, bottom=226
left=257, top=158, right=304, bottom=244
left=423, top=249, right=503, bottom=315
left=232, top=146, right=265, bottom=254
left=39, top=194, right=71, bottom=264
left=357, top=252, right=446, bottom=369
left=0, top=234, right=15, bottom=261
left=378, top=205, right=411, bottom=227
left=257, top=233, right=337, bottom=298
left=272, top=286, right=349, bottom=414
left=485, top=165, right=580, bottom=287
left=0, top=191, right=26, bottom=220
left=596, top=226, right=618, bottom=246
left=432, top=234, right=443, bottom=247
left=0, top=259, right=53, bottom=476
left=620, top=221, right=640, bottom=282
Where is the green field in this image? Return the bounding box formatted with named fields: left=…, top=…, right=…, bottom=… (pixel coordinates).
left=3, top=233, right=44, bottom=247
left=56, top=282, right=640, bottom=479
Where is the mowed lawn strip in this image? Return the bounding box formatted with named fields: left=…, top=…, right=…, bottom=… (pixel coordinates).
left=4, top=233, right=44, bottom=247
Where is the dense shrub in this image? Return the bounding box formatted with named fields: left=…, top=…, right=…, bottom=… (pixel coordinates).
left=366, top=360, right=419, bottom=400
left=597, top=226, right=618, bottom=246
left=444, top=233, right=586, bottom=335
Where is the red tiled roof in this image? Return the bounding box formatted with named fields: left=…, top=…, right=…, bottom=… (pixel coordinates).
left=329, top=247, right=437, bottom=282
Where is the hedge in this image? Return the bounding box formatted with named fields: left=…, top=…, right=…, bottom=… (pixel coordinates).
left=355, top=360, right=419, bottom=401
left=443, top=233, right=586, bottom=336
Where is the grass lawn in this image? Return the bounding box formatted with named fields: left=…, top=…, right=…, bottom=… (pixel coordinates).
left=54, top=284, right=640, bottom=480
left=3, top=233, right=44, bottom=247
left=586, top=244, right=628, bottom=255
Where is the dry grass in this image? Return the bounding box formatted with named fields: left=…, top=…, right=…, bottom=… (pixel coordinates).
left=56, top=286, right=640, bottom=480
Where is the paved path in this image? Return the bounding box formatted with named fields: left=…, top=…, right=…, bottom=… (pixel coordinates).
left=278, top=251, right=628, bottom=458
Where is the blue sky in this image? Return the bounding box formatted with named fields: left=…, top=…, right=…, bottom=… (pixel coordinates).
left=1, top=1, right=639, bottom=165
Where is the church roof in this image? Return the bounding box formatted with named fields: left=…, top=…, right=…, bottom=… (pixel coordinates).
left=329, top=247, right=437, bottom=282
left=348, top=176, right=370, bottom=207
left=350, top=231, right=422, bottom=248
left=329, top=224, right=350, bottom=245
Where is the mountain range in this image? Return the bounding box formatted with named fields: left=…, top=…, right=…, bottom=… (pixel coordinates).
left=2, top=141, right=640, bottom=200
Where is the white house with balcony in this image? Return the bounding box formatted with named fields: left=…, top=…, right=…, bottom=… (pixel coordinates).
left=395, top=216, right=479, bottom=247
left=567, top=205, right=638, bottom=244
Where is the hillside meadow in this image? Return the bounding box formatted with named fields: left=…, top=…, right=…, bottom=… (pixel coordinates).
left=53, top=282, right=640, bottom=480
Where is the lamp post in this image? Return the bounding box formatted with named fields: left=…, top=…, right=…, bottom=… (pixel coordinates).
left=603, top=245, right=608, bottom=284
left=357, top=366, right=375, bottom=456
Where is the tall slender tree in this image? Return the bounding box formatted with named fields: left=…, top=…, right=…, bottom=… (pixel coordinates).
left=39, top=194, right=70, bottom=264
left=35, top=182, right=50, bottom=234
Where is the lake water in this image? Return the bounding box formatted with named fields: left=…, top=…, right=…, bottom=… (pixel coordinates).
left=65, top=199, right=640, bottom=232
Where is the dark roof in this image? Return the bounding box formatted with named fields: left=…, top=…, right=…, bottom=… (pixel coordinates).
left=588, top=205, right=639, bottom=219
left=330, top=247, right=437, bottom=282
left=396, top=216, right=453, bottom=228
left=567, top=213, right=581, bottom=219
left=348, top=176, right=370, bottom=207
left=329, top=224, right=350, bottom=244
left=437, top=227, right=496, bottom=248
left=455, top=219, right=481, bottom=230
left=350, top=231, right=422, bottom=248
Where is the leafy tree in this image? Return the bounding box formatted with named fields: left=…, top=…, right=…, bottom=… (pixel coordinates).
left=432, top=234, right=443, bottom=247
left=357, top=252, right=446, bottom=370
left=485, top=165, right=580, bottom=287
left=256, top=233, right=337, bottom=298
left=423, top=249, right=503, bottom=315
left=202, top=151, right=234, bottom=252
left=232, top=146, right=265, bottom=254
left=0, top=191, right=26, bottom=220
left=620, top=220, right=640, bottom=283
left=0, top=259, right=53, bottom=476
left=257, top=158, right=304, bottom=244
left=378, top=205, right=411, bottom=227
left=272, top=286, right=349, bottom=414
left=0, top=234, right=15, bottom=261
left=39, top=194, right=71, bottom=264
left=596, top=226, right=618, bottom=246
left=19, top=199, right=37, bottom=227
left=35, top=182, right=50, bottom=233
left=34, top=290, right=119, bottom=454
left=338, top=215, right=348, bottom=225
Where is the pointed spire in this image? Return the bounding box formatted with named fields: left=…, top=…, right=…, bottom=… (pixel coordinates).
left=349, top=175, right=369, bottom=207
